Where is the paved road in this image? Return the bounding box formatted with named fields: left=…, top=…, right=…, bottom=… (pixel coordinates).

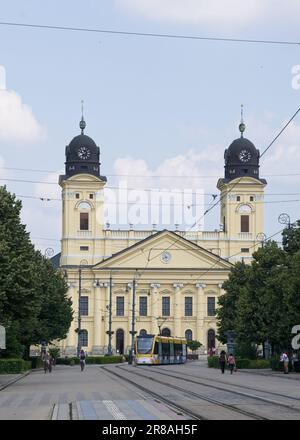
left=1, top=361, right=300, bottom=420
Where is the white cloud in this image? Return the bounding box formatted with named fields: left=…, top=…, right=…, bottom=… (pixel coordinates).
left=0, top=89, right=45, bottom=143
left=115, top=0, right=300, bottom=30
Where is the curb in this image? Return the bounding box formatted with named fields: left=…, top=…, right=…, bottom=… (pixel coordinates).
left=0, top=370, right=31, bottom=391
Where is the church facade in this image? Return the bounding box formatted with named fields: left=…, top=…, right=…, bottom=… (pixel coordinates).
left=56, top=116, right=266, bottom=356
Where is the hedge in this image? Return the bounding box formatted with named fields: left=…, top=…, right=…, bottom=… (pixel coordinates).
left=29, top=357, right=44, bottom=369
left=207, top=356, right=270, bottom=369
left=0, top=359, right=31, bottom=374
left=56, top=355, right=123, bottom=365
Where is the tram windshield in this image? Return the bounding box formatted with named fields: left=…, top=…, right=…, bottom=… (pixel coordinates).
left=137, top=337, right=154, bottom=354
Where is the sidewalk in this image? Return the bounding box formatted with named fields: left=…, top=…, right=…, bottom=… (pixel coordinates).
left=0, top=372, right=30, bottom=391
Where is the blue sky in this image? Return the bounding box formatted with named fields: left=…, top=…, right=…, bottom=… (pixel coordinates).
left=1, top=0, right=300, bottom=254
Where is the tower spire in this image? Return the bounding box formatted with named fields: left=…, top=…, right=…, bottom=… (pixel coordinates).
left=79, top=99, right=86, bottom=134
left=239, top=104, right=246, bottom=137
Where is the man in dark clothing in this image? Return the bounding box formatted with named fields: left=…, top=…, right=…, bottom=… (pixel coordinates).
left=219, top=350, right=227, bottom=374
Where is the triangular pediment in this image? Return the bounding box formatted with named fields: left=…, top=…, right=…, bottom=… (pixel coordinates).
left=93, top=230, right=232, bottom=271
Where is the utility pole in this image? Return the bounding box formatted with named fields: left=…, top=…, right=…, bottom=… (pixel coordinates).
left=77, top=267, right=82, bottom=358
left=107, top=273, right=113, bottom=355
left=129, top=275, right=137, bottom=364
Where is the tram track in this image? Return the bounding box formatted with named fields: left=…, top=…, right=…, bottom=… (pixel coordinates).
left=115, top=365, right=300, bottom=419
left=102, top=365, right=268, bottom=420
left=101, top=366, right=205, bottom=420
left=149, top=366, right=300, bottom=405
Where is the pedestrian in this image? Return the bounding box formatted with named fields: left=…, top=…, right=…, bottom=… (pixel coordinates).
left=79, top=349, right=86, bottom=372
left=227, top=353, right=236, bottom=374
left=292, top=352, right=298, bottom=372
left=219, top=350, right=227, bottom=374
left=280, top=352, right=289, bottom=374
left=43, top=353, right=50, bottom=374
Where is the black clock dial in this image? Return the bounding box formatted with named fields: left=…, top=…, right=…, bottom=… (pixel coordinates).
left=77, top=147, right=91, bottom=160
left=238, top=149, right=251, bottom=163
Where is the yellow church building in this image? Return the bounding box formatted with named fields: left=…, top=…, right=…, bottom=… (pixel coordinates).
left=55, top=115, right=266, bottom=356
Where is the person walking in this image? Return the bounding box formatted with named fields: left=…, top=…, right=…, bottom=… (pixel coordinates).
left=79, top=349, right=86, bottom=372
left=219, top=350, right=227, bottom=374
left=280, top=352, right=289, bottom=374
left=43, top=353, right=50, bottom=374
left=227, top=353, right=236, bottom=374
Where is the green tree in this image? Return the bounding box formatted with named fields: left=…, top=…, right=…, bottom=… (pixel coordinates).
left=0, top=186, right=73, bottom=358
left=282, top=220, right=300, bottom=255
left=187, top=340, right=202, bottom=352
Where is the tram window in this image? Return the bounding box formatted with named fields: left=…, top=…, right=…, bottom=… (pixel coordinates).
left=154, top=342, right=159, bottom=354
left=162, top=342, right=170, bottom=356
left=174, top=343, right=183, bottom=356
left=137, top=337, right=154, bottom=354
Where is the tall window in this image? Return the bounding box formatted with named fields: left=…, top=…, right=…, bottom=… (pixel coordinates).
left=80, top=296, right=88, bottom=316
left=162, top=297, right=170, bottom=316
left=116, top=297, right=124, bottom=316
left=185, top=329, right=193, bottom=341
left=185, top=297, right=193, bottom=316
left=79, top=329, right=88, bottom=347
left=241, top=215, right=249, bottom=233
left=80, top=212, right=89, bottom=230
left=207, top=297, right=216, bottom=316
left=139, top=297, right=147, bottom=316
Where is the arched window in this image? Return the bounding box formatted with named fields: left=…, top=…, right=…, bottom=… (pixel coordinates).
left=79, top=329, right=88, bottom=347
left=185, top=329, right=193, bottom=342
left=161, top=328, right=171, bottom=337
left=77, top=202, right=91, bottom=210
left=207, top=329, right=216, bottom=349
left=139, top=329, right=147, bottom=336
left=116, top=329, right=124, bottom=355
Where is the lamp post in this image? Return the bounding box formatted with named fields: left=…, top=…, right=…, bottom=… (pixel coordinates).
left=107, top=273, right=113, bottom=356
left=129, top=275, right=137, bottom=364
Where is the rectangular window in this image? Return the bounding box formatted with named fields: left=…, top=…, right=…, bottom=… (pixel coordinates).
left=80, top=246, right=89, bottom=251
left=80, top=213, right=89, bottom=230
left=89, top=194, right=94, bottom=199
left=76, top=193, right=80, bottom=199
left=236, top=196, right=241, bottom=201
left=80, top=296, right=88, bottom=316
left=241, top=215, right=249, bottom=233
left=250, top=196, right=254, bottom=201
left=207, top=297, right=216, bottom=316
left=162, top=297, right=170, bottom=316
left=139, top=297, right=147, bottom=316
left=116, top=297, right=124, bottom=316
left=241, top=248, right=249, bottom=253
left=185, top=297, right=193, bottom=316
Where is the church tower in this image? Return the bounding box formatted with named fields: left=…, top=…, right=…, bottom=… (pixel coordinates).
left=59, top=111, right=107, bottom=267
left=217, top=111, right=267, bottom=248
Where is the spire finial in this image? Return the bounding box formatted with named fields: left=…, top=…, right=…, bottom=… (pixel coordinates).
left=239, top=104, right=246, bottom=137
left=79, top=99, right=86, bottom=134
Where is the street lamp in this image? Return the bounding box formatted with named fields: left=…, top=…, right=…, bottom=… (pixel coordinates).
left=129, top=274, right=137, bottom=364
left=44, top=247, right=54, bottom=258
left=106, top=273, right=114, bottom=356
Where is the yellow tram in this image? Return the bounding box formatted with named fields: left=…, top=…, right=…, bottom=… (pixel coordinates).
left=134, top=334, right=187, bottom=365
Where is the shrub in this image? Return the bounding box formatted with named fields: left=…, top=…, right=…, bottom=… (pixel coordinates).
left=55, top=356, right=123, bottom=365
left=56, top=357, right=79, bottom=365
left=49, top=347, right=60, bottom=360
left=0, top=359, right=31, bottom=374
left=207, top=356, right=220, bottom=368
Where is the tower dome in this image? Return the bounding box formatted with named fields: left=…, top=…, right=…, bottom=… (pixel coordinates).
left=224, top=115, right=260, bottom=181
left=64, top=114, right=102, bottom=179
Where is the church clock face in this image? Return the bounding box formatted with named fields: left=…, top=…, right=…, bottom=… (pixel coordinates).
left=239, top=149, right=251, bottom=163
left=77, top=147, right=91, bottom=160
left=161, top=251, right=171, bottom=264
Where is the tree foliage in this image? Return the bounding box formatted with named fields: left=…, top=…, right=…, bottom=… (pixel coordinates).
left=0, top=186, right=73, bottom=358
left=217, top=224, right=300, bottom=353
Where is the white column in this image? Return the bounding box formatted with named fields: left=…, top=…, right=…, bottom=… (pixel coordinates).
left=92, top=282, right=102, bottom=354
left=196, top=283, right=206, bottom=343
left=173, top=283, right=183, bottom=337
left=150, top=283, right=161, bottom=334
